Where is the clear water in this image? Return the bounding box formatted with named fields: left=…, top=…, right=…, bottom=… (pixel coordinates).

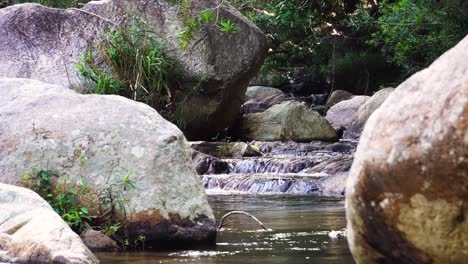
left=97, top=194, right=354, bottom=264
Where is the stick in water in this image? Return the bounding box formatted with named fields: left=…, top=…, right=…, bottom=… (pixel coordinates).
left=218, top=211, right=271, bottom=231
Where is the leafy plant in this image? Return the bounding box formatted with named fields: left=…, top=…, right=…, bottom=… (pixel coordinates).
left=219, top=19, right=237, bottom=34
left=76, top=22, right=182, bottom=125
left=21, top=168, right=91, bottom=232
left=353, top=0, right=468, bottom=76
left=21, top=164, right=140, bottom=249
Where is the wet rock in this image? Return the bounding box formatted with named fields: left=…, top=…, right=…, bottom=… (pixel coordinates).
left=346, top=37, right=468, bottom=263
left=325, top=96, right=370, bottom=131
left=244, top=86, right=284, bottom=102
left=241, top=101, right=338, bottom=142
left=0, top=0, right=268, bottom=140
left=0, top=78, right=216, bottom=248
left=0, top=183, right=98, bottom=264
left=192, top=150, right=230, bottom=175
left=80, top=227, right=119, bottom=252
left=325, top=143, right=355, bottom=153
left=343, top=88, right=394, bottom=140
left=326, top=90, right=354, bottom=107
left=190, top=141, right=263, bottom=159
left=315, top=172, right=348, bottom=196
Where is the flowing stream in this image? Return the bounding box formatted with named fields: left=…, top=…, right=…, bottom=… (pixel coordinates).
left=97, top=194, right=354, bottom=263
left=98, top=140, right=356, bottom=263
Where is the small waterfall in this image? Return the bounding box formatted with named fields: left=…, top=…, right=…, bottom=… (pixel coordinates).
left=192, top=141, right=356, bottom=196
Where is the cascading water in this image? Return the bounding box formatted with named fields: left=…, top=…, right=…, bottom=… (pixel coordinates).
left=193, top=140, right=357, bottom=195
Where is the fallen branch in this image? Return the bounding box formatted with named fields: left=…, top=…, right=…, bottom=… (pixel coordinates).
left=217, top=211, right=271, bottom=231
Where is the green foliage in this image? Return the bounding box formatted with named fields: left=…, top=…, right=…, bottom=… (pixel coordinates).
left=353, top=0, right=468, bottom=76
left=76, top=23, right=186, bottom=126
left=219, top=19, right=237, bottom=34
left=21, top=148, right=141, bottom=249
left=21, top=168, right=91, bottom=232
left=171, top=0, right=238, bottom=49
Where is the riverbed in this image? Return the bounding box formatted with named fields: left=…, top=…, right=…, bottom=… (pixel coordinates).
left=97, top=193, right=354, bottom=263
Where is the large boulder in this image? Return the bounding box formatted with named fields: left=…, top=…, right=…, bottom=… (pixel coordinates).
left=244, top=86, right=284, bottom=102
left=0, top=78, right=216, bottom=248
left=326, top=90, right=354, bottom=107
left=325, top=96, right=370, bottom=131
left=240, top=101, right=338, bottom=142
left=346, top=37, right=468, bottom=263
left=343, top=88, right=394, bottom=140
left=0, top=0, right=268, bottom=140
left=0, top=183, right=98, bottom=264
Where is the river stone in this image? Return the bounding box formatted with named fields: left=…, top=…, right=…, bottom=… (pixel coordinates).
left=240, top=101, right=338, bottom=142
left=325, top=96, right=370, bottom=131
left=241, top=93, right=291, bottom=114
left=0, top=183, right=98, bottom=264
left=326, top=90, right=354, bottom=107
left=343, top=88, right=394, bottom=140
left=346, top=36, right=468, bottom=263
left=0, top=78, right=216, bottom=248
left=0, top=0, right=268, bottom=140
left=80, top=227, right=119, bottom=252
left=244, top=86, right=284, bottom=102
left=191, top=150, right=230, bottom=175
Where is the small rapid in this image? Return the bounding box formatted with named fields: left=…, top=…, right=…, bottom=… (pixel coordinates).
left=193, top=140, right=356, bottom=195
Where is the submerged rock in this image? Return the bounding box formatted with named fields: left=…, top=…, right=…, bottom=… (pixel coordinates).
left=240, top=101, right=338, bottom=142
left=0, top=0, right=268, bottom=140
left=342, top=88, right=394, bottom=140
left=325, top=96, right=370, bottom=131
left=0, top=183, right=98, bottom=264
left=346, top=37, right=468, bottom=263
left=0, top=78, right=216, bottom=248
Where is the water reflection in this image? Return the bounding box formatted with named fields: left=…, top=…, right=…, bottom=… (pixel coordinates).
left=97, top=194, right=354, bottom=264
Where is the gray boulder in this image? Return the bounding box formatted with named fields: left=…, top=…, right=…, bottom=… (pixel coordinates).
left=346, top=36, right=468, bottom=263
left=326, top=90, right=354, bottom=107
left=80, top=227, right=119, bottom=252
left=241, top=93, right=291, bottom=114
left=0, top=0, right=268, bottom=140
left=0, top=78, right=215, bottom=247
left=0, top=183, right=98, bottom=264
left=240, top=101, right=338, bottom=142
left=325, top=96, right=370, bottom=131
left=343, top=88, right=394, bottom=140
left=244, top=86, right=284, bottom=102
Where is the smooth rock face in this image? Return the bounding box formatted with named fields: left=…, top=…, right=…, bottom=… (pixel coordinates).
left=80, top=228, right=119, bottom=252
left=0, top=183, right=98, bottom=264
left=0, top=0, right=268, bottom=140
left=240, top=101, right=337, bottom=142
left=326, top=90, right=354, bottom=107
left=346, top=36, right=468, bottom=263
left=0, top=78, right=216, bottom=247
left=325, top=96, right=370, bottom=131
left=343, top=88, right=394, bottom=140
left=244, top=86, right=284, bottom=102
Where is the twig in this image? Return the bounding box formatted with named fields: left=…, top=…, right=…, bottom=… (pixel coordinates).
left=68, top=7, right=119, bottom=28
left=218, top=211, right=271, bottom=231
